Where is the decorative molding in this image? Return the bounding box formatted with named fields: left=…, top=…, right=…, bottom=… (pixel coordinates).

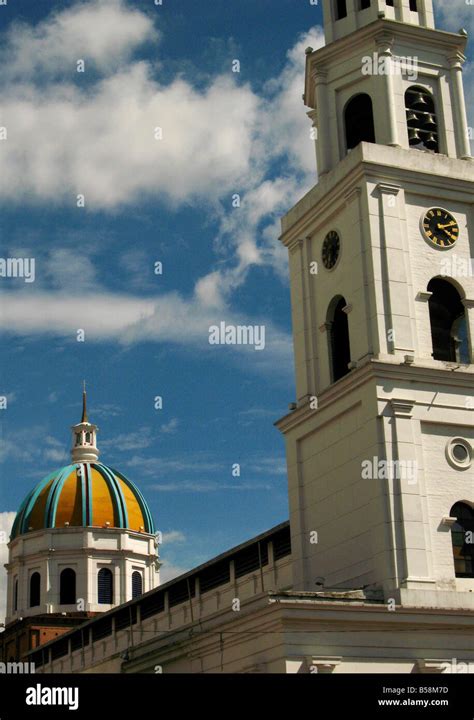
left=448, top=52, right=466, bottom=69
left=374, top=32, right=394, bottom=54
left=462, top=298, right=474, bottom=310
left=319, top=322, right=331, bottom=334
left=288, top=237, right=304, bottom=254
left=376, top=182, right=401, bottom=196
left=344, top=187, right=361, bottom=205
left=416, top=291, right=432, bottom=302
left=390, top=399, right=415, bottom=417
left=312, top=66, right=328, bottom=83
left=342, top=303, right=353, bottom=314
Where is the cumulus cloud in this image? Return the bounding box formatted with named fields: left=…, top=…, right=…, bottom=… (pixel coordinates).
left=0, top=53, right=260, bottom=209
left=0, top=1, right=325, bottom=356
left=1, top=0, right=158, bottom=79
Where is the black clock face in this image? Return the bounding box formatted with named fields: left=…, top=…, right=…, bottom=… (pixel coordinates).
left=322, top=231, right=340, bottom=270
left=422, top=208, right=459, bottom=249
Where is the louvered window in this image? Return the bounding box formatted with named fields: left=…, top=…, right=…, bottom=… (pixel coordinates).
left=98, top=568, right=113, bottom=604
left=132, top=571, right=143, bottom=599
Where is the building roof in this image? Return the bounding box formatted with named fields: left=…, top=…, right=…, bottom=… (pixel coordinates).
left=27, top=521, right=291, bottom=665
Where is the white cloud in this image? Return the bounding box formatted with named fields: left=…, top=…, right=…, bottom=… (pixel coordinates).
left=150, top=480, right=273, bottom=492
left=0, top=427, right=68, bottom=466
left=92, top=403, right=122, bottom=419
left=159, top=560, right=188, bottom=584
left=45, top=249, right=98, bottom=292
left=0, top=64, right=260, bottom=209
left=161, top=530, right=186, bottom=545
left=160, top=418, right=179, bottom=435
left=0, top=290, right=293, bottom=372
left=1, top=0, right=157, bottom=79
left=434, top=0, right=473, bottom=32
left=126, top=455, right=222, bottom=476
left=101, top=426, right=154, bottom=451
left=0, top=3, right=325, bottom=356
left=0, top=512, right=16, bottom=626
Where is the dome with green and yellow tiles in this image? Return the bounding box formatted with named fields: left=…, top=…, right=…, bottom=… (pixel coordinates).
left=10, top=388, right=155, bottom=540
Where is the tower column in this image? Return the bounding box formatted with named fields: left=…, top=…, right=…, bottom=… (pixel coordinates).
left=384, top=400, right=434, bottom=591
left=313, top=68, right=331, bottom=175
left=376, top=183, right=415, bottom=356
left=448, top=53, right=472, bottom=161
left=375, top=33, right=400, bottom=148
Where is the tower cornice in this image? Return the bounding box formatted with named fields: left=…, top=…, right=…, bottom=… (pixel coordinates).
left=275, top=359, right=474, bottom=435
left=280, top=143, right=474, bottom=248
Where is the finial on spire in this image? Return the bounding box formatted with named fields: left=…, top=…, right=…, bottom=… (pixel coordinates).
left=81, top=381, right=88, bottom=423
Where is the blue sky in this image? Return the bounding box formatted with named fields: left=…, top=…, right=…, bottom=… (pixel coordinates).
left=0, top=0, right=472, bottom=601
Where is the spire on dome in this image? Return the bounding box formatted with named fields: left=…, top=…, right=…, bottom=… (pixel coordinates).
left=71, top=384, right=99, bottom=463
left=81, top=380, right=88, bottom=423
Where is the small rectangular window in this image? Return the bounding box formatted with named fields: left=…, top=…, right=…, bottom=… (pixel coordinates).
left=335, top=0, right=347, bottom=20
left=386, top=0, right=395, bottom=6
left=409, top=0, right=417, bottom=11
left=360, top=0, right=371, bottom=9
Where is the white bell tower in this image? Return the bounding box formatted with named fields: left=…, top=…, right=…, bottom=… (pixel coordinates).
left=277, top=0, right=474, bottom=610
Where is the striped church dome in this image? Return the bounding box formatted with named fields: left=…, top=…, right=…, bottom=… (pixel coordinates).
left=11, top=462, right=155, bottom=540
left=11, top=387, right=155, bottom=541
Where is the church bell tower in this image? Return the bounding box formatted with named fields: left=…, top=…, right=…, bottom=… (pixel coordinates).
left=277, top=0, right=474, bottom=609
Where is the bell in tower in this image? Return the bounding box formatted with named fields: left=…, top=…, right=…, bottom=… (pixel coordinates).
left=305, top=0, right=471, bottom=178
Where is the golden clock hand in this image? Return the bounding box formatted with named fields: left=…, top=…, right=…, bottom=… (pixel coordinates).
left=437, top=222, right=456, bottom=229
left=441, top=229, right=456, bottom=241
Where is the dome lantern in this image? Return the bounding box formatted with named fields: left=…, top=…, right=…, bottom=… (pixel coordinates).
left=71, top=382, right=99, bottom=463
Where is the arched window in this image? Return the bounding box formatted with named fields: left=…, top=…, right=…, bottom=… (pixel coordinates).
left=132, top=571, right=143, bottom=599
left=450, top=503, right=474, bottom=578
left=60, top=568, right=76, bottom=605
left=405, top=86, right=439, bottom=153
left=98, top=568, right=113, bottom=604
left=335, top=0, right=347, bottom=20
left=13, top=578, right=18, bottom=612
left=327, top=296, right=351, bottom=382
left=29, top=572, right=40, bottom=608
left=427, top=279, right=469, bottom=363
left=344, top=94, right=375, bottom=151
